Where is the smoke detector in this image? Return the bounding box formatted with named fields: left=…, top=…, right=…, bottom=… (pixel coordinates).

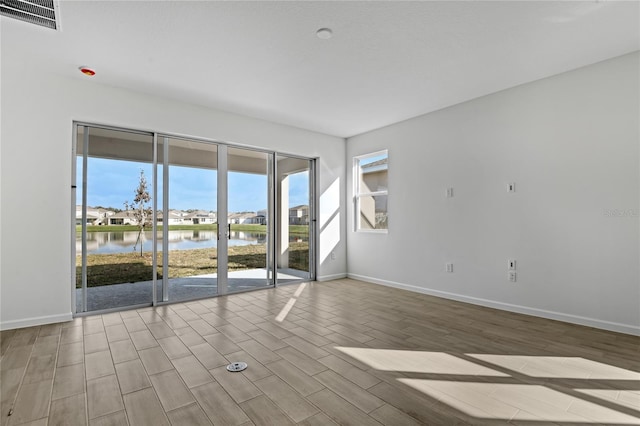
left=316, top=28, right=333, bottom=40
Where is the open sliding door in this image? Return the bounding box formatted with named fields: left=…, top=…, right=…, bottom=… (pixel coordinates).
left=275, top=154, right=315, bottom=283
left=226, top=147, right=274, bottom=292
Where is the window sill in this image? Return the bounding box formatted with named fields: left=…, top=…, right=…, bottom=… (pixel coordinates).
left=355, top=229, right=388, bottom=234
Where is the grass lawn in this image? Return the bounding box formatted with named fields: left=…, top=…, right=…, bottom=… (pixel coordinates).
left=77, top=242, right=309, bottom=288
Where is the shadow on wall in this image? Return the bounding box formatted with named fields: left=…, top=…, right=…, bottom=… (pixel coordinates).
left=319, top=178, right=341, bottom=264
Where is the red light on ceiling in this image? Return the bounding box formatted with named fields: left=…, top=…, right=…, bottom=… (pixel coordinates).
left=79, top=66, right=96, bottom=76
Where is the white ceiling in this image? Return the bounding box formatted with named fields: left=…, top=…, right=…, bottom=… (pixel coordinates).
left=2, top=1, right=639, bottom=138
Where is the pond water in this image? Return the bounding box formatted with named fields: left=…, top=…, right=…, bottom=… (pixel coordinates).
left=78, top=230, right=308, bottom=254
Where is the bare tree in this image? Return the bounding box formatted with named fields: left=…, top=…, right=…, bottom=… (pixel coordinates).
left=124, top=170, right=152, bottom=256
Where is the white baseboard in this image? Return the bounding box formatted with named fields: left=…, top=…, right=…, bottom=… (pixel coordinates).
left=347, top=273, right=640, bottom=337
left=317, top=273, right=347, bottom=282
left=0, top=313, right=73, bottom=331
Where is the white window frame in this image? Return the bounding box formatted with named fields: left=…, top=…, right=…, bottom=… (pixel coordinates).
left=353, top=150, right=388, bottom=233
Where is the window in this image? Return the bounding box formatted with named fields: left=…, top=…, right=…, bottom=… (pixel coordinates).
left=354, top=150, right=388, bottom=232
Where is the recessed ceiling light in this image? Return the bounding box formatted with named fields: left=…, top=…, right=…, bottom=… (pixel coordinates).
left=316, top=28, right=333, bottom=40
left=79, top=66, right=96, bottom=76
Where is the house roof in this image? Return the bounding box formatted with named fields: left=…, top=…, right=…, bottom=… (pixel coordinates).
left=157, top=211, right=183, bottom=219
left=185, top=210, right=216, bottom=218
left=109, top=212, right=132, bottom=219
left=362, top=158, right=387, bottom=169
left=362, top=158, right=388, bottom=175
left=229, top=212, right=257, bottom=219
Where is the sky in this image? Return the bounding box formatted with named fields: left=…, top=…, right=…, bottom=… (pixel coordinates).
left=359, top=151, right=388, bottom=166
left=77, top=157, right=309, bottom=212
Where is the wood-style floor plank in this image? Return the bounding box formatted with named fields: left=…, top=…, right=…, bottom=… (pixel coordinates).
left=191, top=381, right=250, bottom=426
left=7, top=379, right=52, bottom=426
left=239, top=395, right=296, bottom=426
left=86, top=375, right=124, bottom=420
left=138, top=347, right=173, bottom=375
left=48, top=393, right=86, bottom=426
left=170, top=355, right=213, bottom=389
left=85, top=350, right=115, bottom=380
left=57, top=341, right=84, bottom=367
left=89, top=411, right=128, bottom=426
left=109, top=339, right=138, bottom=364
left=253, top=374, right=319, bottom=422
left=114, top=359, right=151, bottom=395
left=306, top=388, right=383, bottom=426
left=52, top=363, right=85, bottom=400
left=149, top=369, right=195, bottom=411
left=122, top=388, right=170, bottom=426
left=166, top=402, right=213, bottom=426
left=210, top=365, right=262, bottom=404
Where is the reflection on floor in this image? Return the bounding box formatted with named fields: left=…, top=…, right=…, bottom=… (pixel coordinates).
left=76, top=268, right=308, bottom=312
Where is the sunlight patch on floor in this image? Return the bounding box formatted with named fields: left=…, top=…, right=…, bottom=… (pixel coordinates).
left=335, top=347, right=640, bottom=423
left=468, top=354, right=640, bottom=380
left=577, top=389, right=640, bottom=411
left=334, top=347, right=508, bottom=376
left=275, top=282, right=307, bottom=322
left=294, top=282, right=307, bottom=297
left=398, top=379, right=640, bottom=424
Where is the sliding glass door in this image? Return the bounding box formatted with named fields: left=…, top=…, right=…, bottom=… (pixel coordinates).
left=162, top=137, right=219, bottom=303
left=75, top=124, right=313, bottom=314
left=75, top=126, right=156, bottom=312
left=227, top=147, right=274, bottom=292
left=276, top=154, right=314, bottom=282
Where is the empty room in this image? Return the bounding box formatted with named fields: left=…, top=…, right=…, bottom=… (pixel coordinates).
left=1, top=1, right=639, bottom=425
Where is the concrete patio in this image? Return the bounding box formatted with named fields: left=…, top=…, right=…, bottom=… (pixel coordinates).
left=76, top=268, right=308, bottom=312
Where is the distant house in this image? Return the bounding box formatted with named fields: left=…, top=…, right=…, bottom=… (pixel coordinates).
left=360, top=157, right=388, bottom=228
left=289, top=205, right=309, bottom=225
left=75, top=206, right=114, bottom=225
left=229, top=212, right=260, bottom=224
left=156, top=210, right=185, bottom=225
left=185, top=210, right=217, bottom=224
left=255, top=209, right=267, bottom=225
left=108, top=211, right=136, bottom=225
left=361, top=158, right=388, bottom=194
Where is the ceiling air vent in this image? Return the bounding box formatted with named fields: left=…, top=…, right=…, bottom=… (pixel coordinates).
left=1, top=0, right=58, bottom=30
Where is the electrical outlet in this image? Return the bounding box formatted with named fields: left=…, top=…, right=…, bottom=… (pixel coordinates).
left=509, top=271, right=517, bottom=282
left=330, top=251, right=336, bottom=260
left=508, top=259, right=516, bottom=270
left=446, top=187, right=454, bottom=198
left=445, top=263, right=454, bottom=273
left=507, top=182, right=516, bottom=193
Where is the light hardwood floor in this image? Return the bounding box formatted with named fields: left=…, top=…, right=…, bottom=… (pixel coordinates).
left=1, top=278, right=639, bottom=425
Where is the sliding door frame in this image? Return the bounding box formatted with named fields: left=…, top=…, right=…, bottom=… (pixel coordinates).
left=273, top=153, right=317, bottom=284
left=310, top=157, right=318, bottom=281
left=161, top=136, right=169, bottom=302
left=72, top=122, right=157, bottom=315
left=72, top=121, right=317, bottom=315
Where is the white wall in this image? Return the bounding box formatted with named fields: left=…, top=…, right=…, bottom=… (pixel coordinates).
left=347, top=52, right=640, bottom=335
left=0, top=53, right=346, bottom=330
